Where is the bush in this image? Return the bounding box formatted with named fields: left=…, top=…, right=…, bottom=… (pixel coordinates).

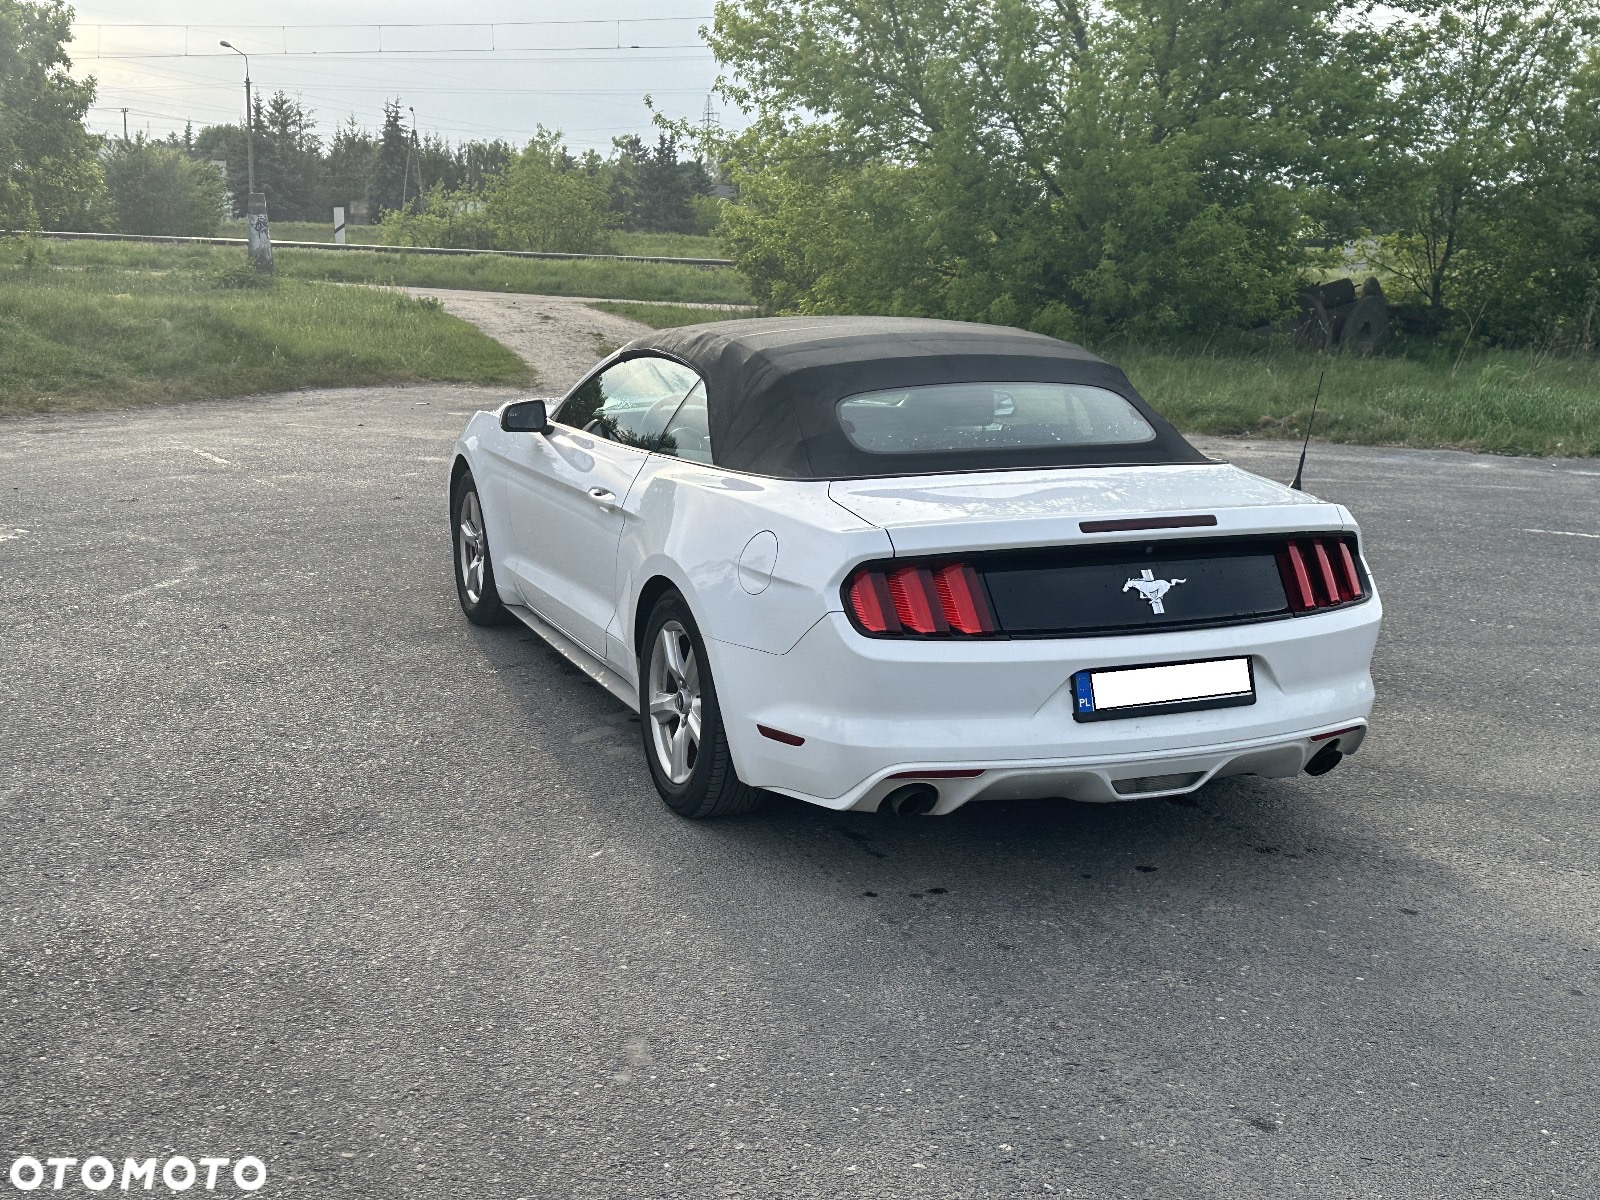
left=376, top=183, right=498, bottom=250
left=102, top=136, right=228, bottom=237
left=377, top=135, right=612, bottom=255
left=486, top=152, right=611, bottom=253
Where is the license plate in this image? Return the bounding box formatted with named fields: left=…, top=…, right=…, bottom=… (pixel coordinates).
left=1072, top=656, right=1255, bottom=722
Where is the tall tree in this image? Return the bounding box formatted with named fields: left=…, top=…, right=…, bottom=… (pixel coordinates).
left=1565, top=47, right=1600, bottom=348
left=190, top=122, right=248, bottom=217
left=251, top=91, right=322, bottom=220
left=367, top=100, right=413, bottom=218
left=606, top=134, right=650, bottom=230
left=0, top=0, right=101, bottom=230
left=1373, top=0, right=1599, bottom=331
left=637, top=132, right=696, bottom=232
left=413, top=131, right=459, bottom=194
left=320, top=114, right=376, bottom=216
left=459, top=138, right=515, bottom=191
left=708, top=0, right=1386, bottom=336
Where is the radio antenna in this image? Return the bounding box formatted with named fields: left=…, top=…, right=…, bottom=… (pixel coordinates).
left=1290, top=369, right=1325, bottom=492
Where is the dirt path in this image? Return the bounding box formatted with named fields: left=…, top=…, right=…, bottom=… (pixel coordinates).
left=401, top=288, right=690, bottom=395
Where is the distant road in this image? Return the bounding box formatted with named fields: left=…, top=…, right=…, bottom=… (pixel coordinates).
left=397, top=288, right=752, bottom=389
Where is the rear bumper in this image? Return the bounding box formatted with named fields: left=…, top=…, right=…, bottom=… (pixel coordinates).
left=710, top=595, right=1381, bottom=812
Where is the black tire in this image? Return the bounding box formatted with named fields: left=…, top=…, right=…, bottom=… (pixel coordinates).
left=451, top=469, right=507, bottom=626
left=638, top=592, right=765, bottom=819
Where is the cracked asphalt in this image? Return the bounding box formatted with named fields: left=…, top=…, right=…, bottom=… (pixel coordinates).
left=2, top=382, right=1597, bottom=1199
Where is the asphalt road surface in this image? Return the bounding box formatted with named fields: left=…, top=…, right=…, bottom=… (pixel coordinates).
left=2, top=387, right=1597, bottom=1200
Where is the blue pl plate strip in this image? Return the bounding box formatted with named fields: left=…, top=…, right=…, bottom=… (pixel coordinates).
left=1074, top=672, right=1095, bottom=715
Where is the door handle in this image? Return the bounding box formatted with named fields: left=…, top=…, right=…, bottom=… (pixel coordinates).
left=587, top=486, right=618, bottom=508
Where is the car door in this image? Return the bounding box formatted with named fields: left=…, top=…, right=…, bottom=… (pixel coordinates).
left=492, top=353, right=701, bottom=655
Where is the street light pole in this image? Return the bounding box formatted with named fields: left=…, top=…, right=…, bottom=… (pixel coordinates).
left=219, top=40, right=254, bottom=195
left=221, top=38, right=271, bottom=272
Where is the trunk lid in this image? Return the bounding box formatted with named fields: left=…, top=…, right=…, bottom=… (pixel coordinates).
left=827, top=462, right=1345, bottom=555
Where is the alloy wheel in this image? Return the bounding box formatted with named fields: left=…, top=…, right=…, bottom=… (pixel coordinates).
left=458, top=490, right=487, bottom=605
left=647, top=620, right=701, bottom=785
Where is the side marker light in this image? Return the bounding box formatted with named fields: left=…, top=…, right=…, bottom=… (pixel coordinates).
left=757, top=724, right=805, bottom=747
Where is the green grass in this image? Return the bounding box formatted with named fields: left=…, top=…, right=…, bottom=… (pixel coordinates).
left=607, top=231, right=725, bottom=259
left=287, top=249, right=751, bottom=303
left=0, top=245, right=528, bottom=416
left=1117, top=343, right=1600, bottom=458
left=582, top=303, right=1599, bottom=457
left=34, top=237, right=752, bottom=305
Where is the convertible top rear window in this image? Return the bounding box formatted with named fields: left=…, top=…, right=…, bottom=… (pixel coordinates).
left=838, top=382, right=1156, bottom=455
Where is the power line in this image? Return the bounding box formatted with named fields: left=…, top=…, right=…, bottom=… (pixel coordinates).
left=72, top=17, right=714, bottom=59
left=77, top=46, right=712, bottom=60
left=94, top=59, right=713, bottom=88
left=95, top=84, right=714, bottom=96
left=77, top=17, right=709, bottom=30
left=75, top=42, right=713, bottom=93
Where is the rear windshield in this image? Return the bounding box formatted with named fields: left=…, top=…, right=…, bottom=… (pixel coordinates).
left=837, top=382, right=1156, bottom=454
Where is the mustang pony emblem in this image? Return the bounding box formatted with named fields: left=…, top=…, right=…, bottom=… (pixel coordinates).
left=1123, top=568, right=1186, bottom=614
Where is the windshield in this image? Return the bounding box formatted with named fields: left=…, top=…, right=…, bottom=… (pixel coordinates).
left=837, top=382, right=1156, bottom=454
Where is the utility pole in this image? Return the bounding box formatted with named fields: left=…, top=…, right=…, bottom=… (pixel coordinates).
left=120, top=108, right=129, bottom=141
left=400, top=123, right=411, bottom=210
left=221, top=39, right=271, bottom=272
left=401, top=107, right=421, bottom=210
left=410, top=107, right=425, bottom=199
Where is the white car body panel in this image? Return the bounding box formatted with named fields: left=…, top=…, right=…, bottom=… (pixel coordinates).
left=827, top=463, right=1347, bottom=556
left=455, top=393, right=1381, bottom=815
left=617, top=457, right=891, bottom=661
left=486, top=423, right=650, bottom=655
left=715, top=601, right=1378, bottom=811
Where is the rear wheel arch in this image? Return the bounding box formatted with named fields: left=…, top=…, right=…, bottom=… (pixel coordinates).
left=634, top=574, right=683, bottom=658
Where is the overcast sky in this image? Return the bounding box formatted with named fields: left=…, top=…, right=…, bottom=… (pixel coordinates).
left=67, top=0, right=741, bottom=154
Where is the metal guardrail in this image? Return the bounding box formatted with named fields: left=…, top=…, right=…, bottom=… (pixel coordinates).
left=10, top=229, right=736, bottom=268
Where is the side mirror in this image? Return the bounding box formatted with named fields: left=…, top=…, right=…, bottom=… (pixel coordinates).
left=501, top=399, right=551, bottom=434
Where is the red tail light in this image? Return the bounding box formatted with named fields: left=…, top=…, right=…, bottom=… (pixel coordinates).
left=933, top=563, right=996, bottom=634
left=849, top=536, right=1365, bottom=637
left=1279, top=536, right=1365, bottom=613
left=846, top=562, right=996, bottom=638
left=1336, top=541, right=1362, bottom=599
left=846, top=569, right=900, bottom=634
left=887, top=566, right=948, bottom=634
left=1282, top=542, right=1316, bottom=610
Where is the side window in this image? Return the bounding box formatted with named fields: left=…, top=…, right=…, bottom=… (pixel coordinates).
left=553, top=355, right=700, bottom=452
left=657, top=380, right=712, bottom=464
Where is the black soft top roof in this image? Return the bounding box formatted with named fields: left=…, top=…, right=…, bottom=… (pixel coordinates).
left=626, top=315, right=1206, bottom=479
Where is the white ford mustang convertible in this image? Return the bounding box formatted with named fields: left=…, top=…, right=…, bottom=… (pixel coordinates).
left=449, top=317, right=1381, bottom=818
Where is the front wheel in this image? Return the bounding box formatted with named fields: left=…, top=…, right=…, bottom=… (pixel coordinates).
left=639, top=594, right=765, bottom=819
left=452, top=470, right=506, bottom=626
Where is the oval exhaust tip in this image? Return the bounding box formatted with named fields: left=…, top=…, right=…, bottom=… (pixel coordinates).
left=1304, top=743, right=1344, bottom=777
left=883, top=783, right=939, bottom=816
